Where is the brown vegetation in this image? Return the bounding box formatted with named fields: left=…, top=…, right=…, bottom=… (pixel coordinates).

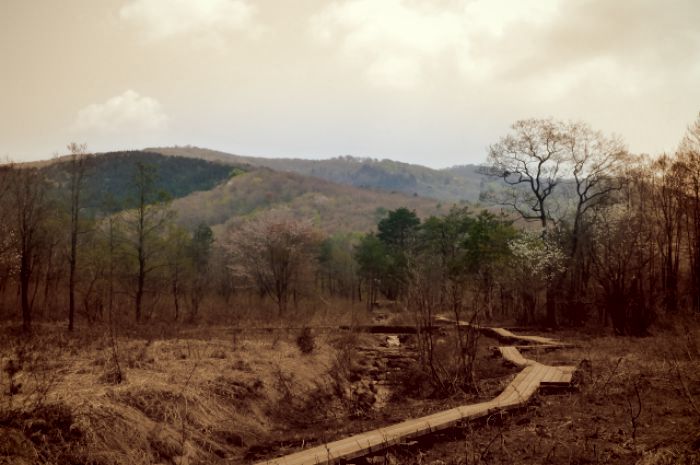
left=378, top=320, right=699, bottom=465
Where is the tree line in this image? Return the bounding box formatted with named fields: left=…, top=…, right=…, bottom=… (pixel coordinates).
left=0, top=147, right=216, bottom=332
left=1, top=114, right=699, bottom=336
left=317, top=115, right=700, bottom=336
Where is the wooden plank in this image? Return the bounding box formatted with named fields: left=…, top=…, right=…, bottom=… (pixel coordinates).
left=491, top=344, right=574, bottom=353
left=493, top=363, right=543, bottom=408
left=438, top=318, right=562, bottom=346
left=498, top=346, right=531, bottom=367
left=540, top=365, right=576, bottom=385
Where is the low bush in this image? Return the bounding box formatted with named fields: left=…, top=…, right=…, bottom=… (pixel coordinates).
left=296, top=327, right=315, bottom=354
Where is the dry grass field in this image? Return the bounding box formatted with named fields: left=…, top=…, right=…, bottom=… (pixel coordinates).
left=0, top=324, right=341, bottom=465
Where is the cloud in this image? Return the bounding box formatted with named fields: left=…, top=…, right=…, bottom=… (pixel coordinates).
left=310, top=0, right=700, bottom=97
left=119, top=0, right=260, bottom=42
left=492, top=0, right=700, bottom=89
left=309, top=0, right=558, bottom=89
left=73, top=90, right=168, bottom=134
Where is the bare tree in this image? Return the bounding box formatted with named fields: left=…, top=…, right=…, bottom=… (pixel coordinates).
left=485, top=119, right=568, bottom=326
left=561, top=122, right=628, bottom=259
left=187, top=223, right=213, bottom=322
left=650, top=155, right=684, bottom=314
left=407, top=254, right=446, bottom=392
left=408, top=210, right=488, bottom=394
left=65, top=143, right=91, bottom=331
left=0, top=163, right=16, bottom=294
left=8, top=168, right=51, bottom=333
left=124, top=162, right=173, bottom=322
left=589, top=163, right=657, bottom=335
left=485, top=118, right=566, bottom=229
left=486, top=119, right=629, bottom=326
left=676, top=113, right=700, bottom=313
left=558, top=123, right=628, bottom=322
left=225, top=212, right=320, bottom=316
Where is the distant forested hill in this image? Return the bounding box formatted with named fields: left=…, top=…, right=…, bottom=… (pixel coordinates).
left=148, top=146, right=488, bottom=203
left=42, top=151, right=241, bottom=213
left=31, top=149, right=450, bottom=234
left=171, top=168, right=446, bottom=234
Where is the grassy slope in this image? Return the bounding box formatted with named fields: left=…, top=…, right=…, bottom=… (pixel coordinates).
left=0, top=325, right=339, bottom=465
left=148, top=146, right=487, bottom=203
left=171, top=167, right=447, bottom=234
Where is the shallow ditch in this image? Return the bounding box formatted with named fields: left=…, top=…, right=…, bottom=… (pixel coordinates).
left=245, top=330, right=521, bottom=464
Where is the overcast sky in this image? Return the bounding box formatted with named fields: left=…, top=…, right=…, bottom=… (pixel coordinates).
left=2, top=0, right=699, bottom=168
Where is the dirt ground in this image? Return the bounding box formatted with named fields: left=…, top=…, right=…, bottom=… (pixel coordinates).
left=0, top=320, right=698, bottom=465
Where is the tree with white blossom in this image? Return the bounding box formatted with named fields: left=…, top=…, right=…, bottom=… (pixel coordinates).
left=225, top=211, right=321, bottom=315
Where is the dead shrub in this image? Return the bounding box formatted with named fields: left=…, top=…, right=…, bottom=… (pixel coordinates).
left=126, top=339, right=155, bottom=369
left=207, top=376, right=263, bottom=405
left=148, top=428, right=182, bottom=462
left=327, top=332, right=360, bottom=396
left=98, top=367, right=126, bottom=385
left=3, top=358, right=22, bottom=399
left=389, top=364, right=434, bottom=400
left=0, top=403, right=84, bottom=464
left=231, top=359, right=253, bottom=372
left=115, top=387, right=187, bottom=423
left=295, top=327, right=315, bottom=354
left=209, top=349, right=227, bottom=359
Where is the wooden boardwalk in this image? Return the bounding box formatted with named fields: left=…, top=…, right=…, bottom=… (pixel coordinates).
left=255, top=326, right=575, bottom=465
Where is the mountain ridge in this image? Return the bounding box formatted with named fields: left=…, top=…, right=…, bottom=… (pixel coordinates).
left=147, top=146, right=488, bottom=203
left=23, top=149, right=457, bottom=235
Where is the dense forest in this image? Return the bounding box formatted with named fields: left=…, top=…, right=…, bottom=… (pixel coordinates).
left=42, top=150, right=241, bottom=213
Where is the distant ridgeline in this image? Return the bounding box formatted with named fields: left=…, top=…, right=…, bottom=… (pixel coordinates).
left=147, top=146, right=488, bottom=203
left=42, top=151, right=242, bottom=214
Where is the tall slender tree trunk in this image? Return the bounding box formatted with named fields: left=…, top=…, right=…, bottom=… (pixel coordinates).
left=172, top=267, right=180, bottom=321
left=135, top=178, right=146, bottom=323
left=69, top=187, right=77, bottom=328
left=540, top=214, right=558, bottom=328
left=67, top=146, right=87, bottom=331
left=107, top=217, right=115, bottom=326
left=20, top=248, right=32, bottom=333
left=136, top=252, right=144, bottom=323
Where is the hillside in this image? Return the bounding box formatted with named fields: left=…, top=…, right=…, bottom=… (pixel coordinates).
left=148, top=146, right=488, bottom=203
left=171, top=168, right=446, bottom=234
left=39, top=151, right=242, bottom=213
left=28, top=149, right=460, bottom=234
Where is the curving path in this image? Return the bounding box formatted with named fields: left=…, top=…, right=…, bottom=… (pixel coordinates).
left=255, top=324, right=576, bottom=465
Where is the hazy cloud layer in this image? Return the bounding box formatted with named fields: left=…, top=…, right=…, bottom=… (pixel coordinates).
left=119, top=0, right=261, bottom=42
left=73, top=90, right=168, bottom=134
left=1, top=0, right=699, bottom=164
left=310, top=0, right=559, bottom=89
left=489, top=0, right=700, bottom=95
left=309, top=0, right=700, bottom=98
